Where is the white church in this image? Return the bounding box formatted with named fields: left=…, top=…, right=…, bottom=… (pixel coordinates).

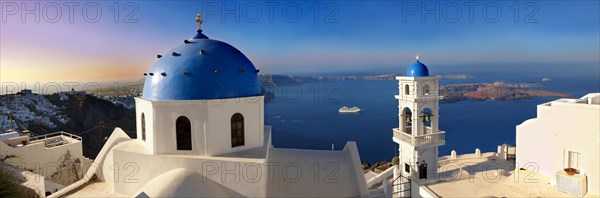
left=50, top=14, right=370, bottom=197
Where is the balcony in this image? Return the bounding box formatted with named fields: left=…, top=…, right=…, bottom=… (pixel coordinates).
left=394, top=94, right=444, bottom=102
left=393, top=127, right=445, bottom=147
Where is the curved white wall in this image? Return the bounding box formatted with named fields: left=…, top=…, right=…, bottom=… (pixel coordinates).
left=135, top=96, right=264, bottom=156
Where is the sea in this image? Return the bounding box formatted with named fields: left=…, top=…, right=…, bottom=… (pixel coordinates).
left=265, top=73, right=600, bottom=164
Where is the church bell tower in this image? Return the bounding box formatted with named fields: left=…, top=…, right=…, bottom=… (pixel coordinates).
left=392, top=55, right=446, bottom=187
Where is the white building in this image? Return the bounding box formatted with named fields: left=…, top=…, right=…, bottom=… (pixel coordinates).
left=52, top=14, right=368, bottom=197
left=516, top=93, right=600, bottom=196
left=1, top=131, right=86, bottom=196
left=392, top=56, right=445, bottom=195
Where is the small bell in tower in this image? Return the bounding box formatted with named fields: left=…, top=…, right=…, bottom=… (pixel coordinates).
left=423, top=113, right=431, bottom=123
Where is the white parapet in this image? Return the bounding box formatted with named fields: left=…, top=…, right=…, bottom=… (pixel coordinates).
left=497, top=145, right=503, bottom=158
left=366, top=165, right=396, bottom=188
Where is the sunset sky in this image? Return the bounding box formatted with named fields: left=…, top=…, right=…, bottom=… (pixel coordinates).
left=1, top=1, right=599, bottom=85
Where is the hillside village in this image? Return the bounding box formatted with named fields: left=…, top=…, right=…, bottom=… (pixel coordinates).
left=0, top=90, right=70, bottom=132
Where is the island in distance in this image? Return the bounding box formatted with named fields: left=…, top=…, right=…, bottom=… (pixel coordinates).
left=259, top=74, right=572, bottom=102
left=439, top=81, right=572, bottom=103
left=95, top=74, right=572, bottom=103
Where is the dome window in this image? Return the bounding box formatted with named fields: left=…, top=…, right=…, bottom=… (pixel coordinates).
left=231, top=113, right=245, bottom=147
left=157, top=54, right=162, bottom=58
left=183, top=72, right=189, bottom=76
left=200, top=50, right=206, bottom=55
left=149, top=73, right=154, bottom=76
left=141, top=113, right=146, bottom=141
left=161, top=72, right=167, bottom=76
left=254, top=69, right=260, bottom=73
left=143, top=73, right=147, bottom=76
left=176, top=116, right=192, bottom=150
left=184, top=39, right=191, bottom=44
left=172, top=52, right=180, bottom=56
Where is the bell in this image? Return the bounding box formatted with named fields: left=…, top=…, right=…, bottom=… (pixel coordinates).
left=406, top=116, right=412, bottom=123
left=424, top=115, right=431, bottom=123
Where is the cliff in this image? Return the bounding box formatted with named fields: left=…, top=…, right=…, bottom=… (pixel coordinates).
left=440, top=82, right=572, bottom=102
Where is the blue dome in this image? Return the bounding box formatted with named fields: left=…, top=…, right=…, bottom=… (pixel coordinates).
left=406, top=60, right=429, bottom=77
left=142, top=30, right=262, bottom=100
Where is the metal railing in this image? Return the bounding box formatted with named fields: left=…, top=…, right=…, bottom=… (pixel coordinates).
left=29, top=131, right=82, bottom=142
left=393, top=128, right=445, bottom=147
left=391, top=172, right=411, bottom=197
left=395, top=95, right=438, bottom=100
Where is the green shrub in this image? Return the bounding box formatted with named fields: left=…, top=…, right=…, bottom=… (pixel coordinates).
left=391, top=156, right=399, bottom=166
left=0, top=168, right=30, bottom=197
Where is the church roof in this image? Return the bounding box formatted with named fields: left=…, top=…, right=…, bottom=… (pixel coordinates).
left=406, top=55, right=430, bottom=77
left=141, top=17, right=262, bottom=100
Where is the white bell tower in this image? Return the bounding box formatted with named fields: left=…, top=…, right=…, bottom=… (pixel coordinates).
left=392, top=55, right=446, bottom=186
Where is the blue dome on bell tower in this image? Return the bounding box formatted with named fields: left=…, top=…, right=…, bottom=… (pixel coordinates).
left=406, top=55, right=429, bottom=77
left=141, top=14, right=262, bottom=100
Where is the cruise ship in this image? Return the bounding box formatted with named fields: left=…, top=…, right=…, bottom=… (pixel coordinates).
left=339, top=106, right=361, bottom=113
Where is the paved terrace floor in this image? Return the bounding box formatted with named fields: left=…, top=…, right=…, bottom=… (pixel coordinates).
left=66, top=182, right=126, bottom=197
left=425, top=152, right=598, bottom=197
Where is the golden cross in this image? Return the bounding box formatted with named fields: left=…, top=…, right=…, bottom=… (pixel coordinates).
left=195, top=13, right=203, bottom=30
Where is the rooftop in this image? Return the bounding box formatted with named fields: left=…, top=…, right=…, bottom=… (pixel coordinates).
left=56, top=125, right=368, bottom=197
left=554, top=93, right=600, bottom=105
left=1, top=131, right=81, bottom=148
left=426, top=152, right=599, bottom=197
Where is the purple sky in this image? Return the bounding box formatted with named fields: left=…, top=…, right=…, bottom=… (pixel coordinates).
left=1, top=1, right=598, bottom=85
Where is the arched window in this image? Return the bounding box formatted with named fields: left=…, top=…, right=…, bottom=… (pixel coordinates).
left=402, top=108, right=412, bottom=135
left=176, top=116, right=192, bottom=150
left=423, top=84, right=430, bottom=96
left=404, top=84, right=410, bottom=95
left=141, top=113, right=146, bottom=141
left=231, top=113, right=245, bottom=147
left=422, top=108, right=433, bottom=128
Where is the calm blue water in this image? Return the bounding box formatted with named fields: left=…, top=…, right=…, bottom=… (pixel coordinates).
left=265, top=74, right=600, bottom=163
